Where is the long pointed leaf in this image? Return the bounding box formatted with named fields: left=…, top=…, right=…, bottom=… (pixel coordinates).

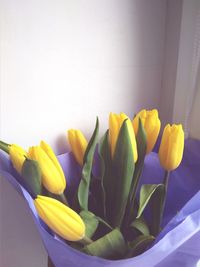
left=130, top=217, right=150, bottom=236
left=78, top=118, right=99, bottom=210
left=123, top=118, right=147, bottom=228
left=98, top=130, right=112, bottom=219
left=127, top=235, right=155, bottom=257
left=82, top=229, right=127, bottom=259
left=112, top=120, right=135, bottom=227
left=95, top=216, right=113, bottom=230
left=79, top=210, right=99, bottom=238
left=21, top=159, right=42, bottom=198
left=129, top=117, right=147, bottom=203
left=137, top=184, right=164, bottom=218
left=89, top=178, right=105, bottom=217
left=150, top=184, right=166, bottom=236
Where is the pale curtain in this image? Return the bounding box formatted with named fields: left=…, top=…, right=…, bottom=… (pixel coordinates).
left=186, top=6, right=200, bottom=139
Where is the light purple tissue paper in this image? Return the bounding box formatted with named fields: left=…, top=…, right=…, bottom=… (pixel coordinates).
left=0, top=138, right=200, bottom=267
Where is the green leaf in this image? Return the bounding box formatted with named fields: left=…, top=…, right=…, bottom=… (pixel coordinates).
left=136, top=117, right=147, bottom=161
left=130, top=217, right=150, bottom=236
left=111, top=120, right=135, bottom=227
left=80, top=210, right=99, bottom=238
left=150, top=184, right=166, bottom=236
left=137, top=184, right=164, bottom=219
left=0, top=140, right=10, bottom=153
left=127, top=235, right=155, bottom=257
left=82, top=228, right=127, bottom=259
left=78, top=118, right=99, bottom=210
left=123, top=118, right=147, bottom=228
left=89, top=177, right=105, bottom=218
left=98, top=130, right=112, bottom=219
left=129, top=117, right=147, bottom=204
left=21, top=159, right=42, bottom=198
left=95, top=216, right=113, bottom=230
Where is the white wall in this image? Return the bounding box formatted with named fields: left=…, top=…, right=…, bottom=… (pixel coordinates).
left=0, top=1, right=168, bottom=266
left=0, top=0, right=167, bottom=153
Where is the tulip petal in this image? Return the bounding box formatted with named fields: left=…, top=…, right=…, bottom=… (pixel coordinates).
left=40, top=141, right=66, bottom=189
left=133, top=109, right=161, bottom=154
left=109, top=112, right=138, bottom=162
left=68, top=130, right=88, bottom=166
left=159, top=124, right=184, bottom=171
left=28, top=146, right=65, bottom=194
left=34, top=195, right=85, bottom=241
left=9, top=144, right=27, bottom=173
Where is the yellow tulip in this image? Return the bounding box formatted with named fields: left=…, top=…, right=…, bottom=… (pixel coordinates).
left=133, top=109, right=161, bottom=154
left=9, top=144, right=27, bottom=173
left=109, top=112, right=138, bottom=162
left=34, top=195, right=85, bottom=241
left=28, top=141, right=66, bottom=195
left=158, top=124, right=184, bottom=171
left=67, top=130, right=88, bottom=166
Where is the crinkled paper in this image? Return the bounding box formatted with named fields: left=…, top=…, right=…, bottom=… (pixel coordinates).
left=0, top=138, right=200, bottom=267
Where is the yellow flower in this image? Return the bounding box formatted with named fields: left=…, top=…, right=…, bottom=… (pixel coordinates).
left=28, top=141, right=66, bottom=194
left=109, top=112, right=138, bottom=162
left=67, top=130, right=88, bottom=166
left=133, top=109, right=161, bottom=154
left=34, top=195, right=85, bottom=241
left=158, top=124, right=184, bottom=171
left=9, top=144, right=27, bottom=173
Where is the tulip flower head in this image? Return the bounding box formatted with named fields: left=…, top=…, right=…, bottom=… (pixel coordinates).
left=28, top=141, right=66, bottom=195
left=9, top=144, right=27, bottom=173
left=34, top=195, right=85, bottom=241
left=133, top=109, right=161, bottom=154
left=109, top=112, right=138, bottom=162
left=159, top=124, right=184, bottom=171
left=68, top=129, right=88, bottom=166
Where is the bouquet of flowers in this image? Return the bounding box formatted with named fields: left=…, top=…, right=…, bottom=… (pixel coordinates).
left=0, top=109, right=200, bottom=267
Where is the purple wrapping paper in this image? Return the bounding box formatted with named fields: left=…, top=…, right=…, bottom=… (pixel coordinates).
left=0, top=138, right=200, bottom=267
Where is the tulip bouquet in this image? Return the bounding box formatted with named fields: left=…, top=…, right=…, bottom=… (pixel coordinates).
left=1, top=108, right=199, bottom=267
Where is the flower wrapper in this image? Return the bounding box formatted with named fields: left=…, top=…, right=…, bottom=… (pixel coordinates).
left=0, top=138, right=200, bottom=267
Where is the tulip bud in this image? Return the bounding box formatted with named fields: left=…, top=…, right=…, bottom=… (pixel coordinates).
left=9, top=144, right=27, bottom=173
left=67, top=130, right=88, bottom=166
left=109, top=112, right=138, bottom=162
left=159, top=124, right=184, bottom=171
left=133, top=109, right=161, bottom=154
left=28, top=142, right=66, bottom=195
left=34, top=195, right=85, bottom=241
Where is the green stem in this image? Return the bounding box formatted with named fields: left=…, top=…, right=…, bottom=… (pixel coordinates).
left=59, top=193, right=69, bottom=206
left=0, top=141, right=10, bottom=153
left=163, top=170, right=170, bottom=189
left=80, top=236, right=93, bottom=246
left=161, top=170, right=170, bottom=220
